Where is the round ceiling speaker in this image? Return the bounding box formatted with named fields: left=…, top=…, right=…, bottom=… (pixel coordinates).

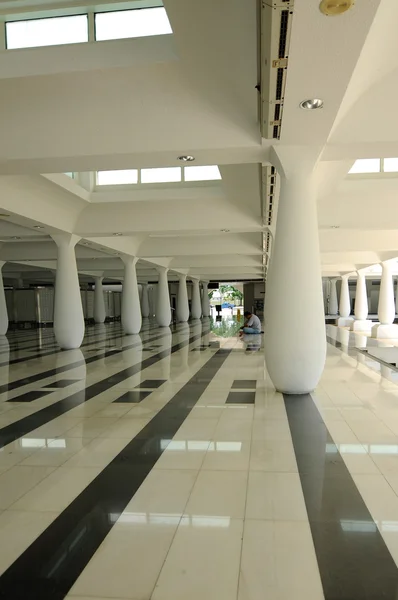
left=319, top=0, right=355, bottom=16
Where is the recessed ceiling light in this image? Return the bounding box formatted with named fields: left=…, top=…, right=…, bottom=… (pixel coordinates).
left=12, top=236, right=21, bottom=240
left=83, top=242, right=90, bottom=245
left=178, top=155, right=195, bottom=162
left=319, top=0, right=354, bottom=16
left=34, top=225, right=44, bottom=229
left=299, top=98, right=324, bottom=110
left=220, top=229, right=230, bottom=233
left=330, top=225, right=340, bottom=229
left=113, top=232, right=122, bottom=236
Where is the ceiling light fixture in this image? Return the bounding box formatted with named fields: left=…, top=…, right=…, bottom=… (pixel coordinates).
left=34, top=225, right=44, bottom=229
left=177, top=155, right=195, bottom=162
left=330, top=225, right=340, bottom=229
left=113, top=232, right=122, bottom=236
left=220, top=229, right=230, bottom=233
left=12, top=236, right=21, bottom=240
left=319, top=0, right=354, bottom=16
left=299, top=98, right=324, bottom=110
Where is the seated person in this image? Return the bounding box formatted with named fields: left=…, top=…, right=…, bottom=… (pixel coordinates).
left=240, top=311, right=262, bottom=335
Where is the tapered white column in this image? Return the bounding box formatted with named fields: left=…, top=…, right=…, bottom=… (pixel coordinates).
left=156, top=268, right=171, bottom=327
left=121, top=256, right=142, bottom=334
left=191, top=279, right=202, bottom=320
left=201, top=281, right=211, bottom=317
left=141, top=283, right=150, bottom=318
left=93, top=276, right=106, bottom=324
left=339, top=275, right=351, bottom=318
left=52, top=234, right=84, bottom=349
left=395, top=278, right=398, bottom=315
left=329, top=279, right=338, bottom=315
left=0, top=262, right=8, bottom=335
left=355, top=271, right=368, bottom=320
left=177, top=274, right=189, bottom=322
left=264, top=147, right=326, bottom=394
left=378, top=261, right=395, bottom=325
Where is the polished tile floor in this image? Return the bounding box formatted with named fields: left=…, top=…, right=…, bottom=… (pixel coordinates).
left=1, top=320, right=398, bottom=598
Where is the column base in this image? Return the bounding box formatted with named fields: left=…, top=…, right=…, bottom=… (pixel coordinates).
left=337, top=317, right=354, bottom=327
left=350, top=319, right=373, bottom=332
left=371, top=323, right=398, bottom=339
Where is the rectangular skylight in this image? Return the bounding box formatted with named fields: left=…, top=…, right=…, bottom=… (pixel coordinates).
left=348, top=158, right=380, bottom=174
left=383, top=158, right=398, bottom=172
left=141, top=167, right=181, bottom=183
left=97, top=169, right=138, bottom=185
left=6, top=15, right=88, bottom=50
left=95, top=6, right=172, bottom=42
left=184, top=165, right=222, bottom=182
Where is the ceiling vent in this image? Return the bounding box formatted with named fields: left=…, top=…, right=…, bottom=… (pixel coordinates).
left=261, top=165, right=279, bottom=280
left=260, top=0, right=295, bottom=139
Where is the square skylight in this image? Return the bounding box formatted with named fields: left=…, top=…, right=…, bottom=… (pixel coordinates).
left=348, top=159, right=380, bottom=174
left=95, top=6, right=172, bottom=42
left=97, top=170, right=138, bottom=185
left=6, top=15, right=88, bottom=49
left=184, top=165, right=222, bottom=181
left=383, top=158, right=398, bottom=172
left=141, top=167, right=181, bottom=183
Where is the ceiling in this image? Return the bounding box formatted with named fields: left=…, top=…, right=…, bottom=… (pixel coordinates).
left=0, top=0, right=396, bottom=286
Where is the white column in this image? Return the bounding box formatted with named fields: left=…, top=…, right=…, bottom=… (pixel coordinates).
left=156, top=268, right=171, bottom=327
left=141, top=283, right=150, bottom=318
left=395, top=277, right=398, bottom=315
left=191, top=279, right=202, bottom=319
left=378, top=261, right=395, bottom=325
left=93, top=276, right=106, bottom=324
left=354, top=271, right=368, bottom=320
left=0, top=262, right=8, bottom=335
left=52, top=234, right=85, bottom=350
left=329, top=279, right=338, bottom=315
left=176, top=274, right=189, bottom=322
left=121, top=256, right=142, bottom=334
left=201, top=281, right=211, bottom=317
left=339, top=275, right=351, bottom=318
left=264, top=147, right=326, bottom=394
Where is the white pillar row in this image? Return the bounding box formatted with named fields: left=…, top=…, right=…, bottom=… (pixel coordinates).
left=0, top=262, right=8, bottom=335
left=264, top=147, right=326, bottom=394
left=176, top=274, right=189, bottom=322
left=121, top=256, right=142, bottom=334
left=378, top=261, right=395, bottom=325
left=141, top=283, right=150, bottom=318
left=201, top=281, right=211, bottom=317
left=329, top=279, right=338, bottom=315
left=354, top=270, right=368, bottom=320
left=339, top=275, right=351, bottom=318
left=156, top=267, right=171, bottom=327
left=93, top=276, right=106, bottom=324
left=191, top=279, right=202, bottom=320
left=52, top=234, right=85, bottom=350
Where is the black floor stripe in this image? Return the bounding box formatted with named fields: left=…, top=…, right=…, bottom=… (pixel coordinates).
left=0, top=325, right=171, bottom=396
left=0, top=348, right=230, bottom=599
left=284, top=393, right=398, bottom=599
left=0, top=326, right=209, bottom=448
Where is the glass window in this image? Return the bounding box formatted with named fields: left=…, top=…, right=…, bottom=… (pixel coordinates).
left=141, top=167, right=181, bottom=183
left=6, top=15, right=88, bottom=50
left=184, top=165, right=222, bottom=181
left=348, top=159, right=380, bottom=174
left=383, top=158, right=398, bottom=172
left=95, top=7, right=172, bottom=42
left=64, top=172, right=75, bottom=179
left=97, top=170, right=138, bottom=185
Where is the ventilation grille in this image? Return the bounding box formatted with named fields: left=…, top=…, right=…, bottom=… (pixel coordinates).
left=260, top=0, right=294, bottom=140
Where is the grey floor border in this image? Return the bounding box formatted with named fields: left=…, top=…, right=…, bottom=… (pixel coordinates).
left=284, top=392, right=398, bottom=599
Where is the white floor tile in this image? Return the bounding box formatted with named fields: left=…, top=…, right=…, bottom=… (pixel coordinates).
left=201, top=440, right=251, bottom=471
left=152, top=517, right=243, bottom=600
left=246, top=471, right=308, bottom=521
left=249, top=439, right=298, bottom=472
left=0, top=465, right=55, bottom=509
left=185, top=470, right=247, bottom=518
left=239, top=520, right=324, bottom=600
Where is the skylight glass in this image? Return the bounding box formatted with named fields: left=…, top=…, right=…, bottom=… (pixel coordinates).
left=97, top=170, right=138, bottom=185
left=184, top=165, right=222, bottom=182
left=95, top=7, right=172, bottom=42
left=141, top=167, right=181, bottom=183
left=383, top=158, right=398, bottom=172
left=348, top=158, right=380, bottom=174
left=6, top=15, right=88, bottom=50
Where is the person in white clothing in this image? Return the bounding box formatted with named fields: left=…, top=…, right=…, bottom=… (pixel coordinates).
left=240, top=311, right=262, bottom=335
